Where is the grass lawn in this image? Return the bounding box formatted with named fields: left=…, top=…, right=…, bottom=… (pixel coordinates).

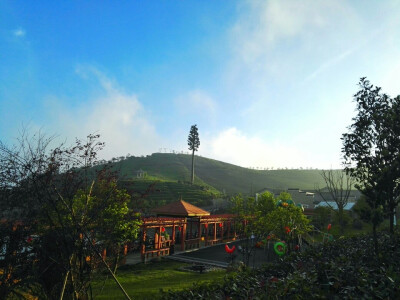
left=91, top=259, right=226, bottom=299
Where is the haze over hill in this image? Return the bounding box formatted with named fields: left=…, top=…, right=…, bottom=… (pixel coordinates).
left=111, top=153, right=330, bottom=195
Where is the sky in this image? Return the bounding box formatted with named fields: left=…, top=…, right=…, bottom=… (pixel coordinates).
left=1, top=0, right=400, bottom=169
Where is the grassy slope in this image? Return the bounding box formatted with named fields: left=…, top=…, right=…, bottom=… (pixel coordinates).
left=119, top=179, right=220, bottom=208
left=112, top=153, right=328, bottom=195
left=92, top=260, right=225, bottom=300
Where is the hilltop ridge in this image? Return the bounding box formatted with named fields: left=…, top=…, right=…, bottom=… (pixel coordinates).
left=109, top=153, right=329, bottom=195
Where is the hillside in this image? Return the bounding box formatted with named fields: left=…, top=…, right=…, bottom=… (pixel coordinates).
left=111, top=153, right=330, bottom=195
left=119, top=179, right=219, bottom=212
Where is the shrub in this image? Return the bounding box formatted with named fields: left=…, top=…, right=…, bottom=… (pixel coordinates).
left=161, top=233, right=400, bottom=299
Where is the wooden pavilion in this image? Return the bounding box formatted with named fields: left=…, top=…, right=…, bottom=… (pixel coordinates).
left=140, top=200, right=240, bottom=262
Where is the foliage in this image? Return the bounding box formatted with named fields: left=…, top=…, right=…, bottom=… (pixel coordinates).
left=0, top=132, right=141, bottom=299
left=0, top=221, right=39, bottom=299
left=256, top=191, right=276, bottom=216
left=161, top=232, right=400, bottom=299
left=230, top=192, right=311, bottom=262
left=187, top=125, right=200, bottom=152
left=342, top=77, right=400, bottom=237
left=258, top=205, right=311, bottom=240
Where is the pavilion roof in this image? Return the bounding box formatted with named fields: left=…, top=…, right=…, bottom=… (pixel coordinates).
left=153, top=200, right=210, bottom=217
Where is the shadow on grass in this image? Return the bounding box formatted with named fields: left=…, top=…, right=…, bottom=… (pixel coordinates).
left=91, top=259, right=225, bottom=300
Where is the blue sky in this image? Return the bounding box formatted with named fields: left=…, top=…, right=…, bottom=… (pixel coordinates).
left=1, top=0, right=400, bottom=169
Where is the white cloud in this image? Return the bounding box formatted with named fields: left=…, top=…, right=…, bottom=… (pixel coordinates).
left=201, top=127, right=328, bottom=169
left=46, top=68, right=161, bottom=160
left=13, top=28, right=25, bottom=37
left=174, top=90, right=217, bottom=116
left=227, top=0, right=361, bottom=87
left=232, top=0, right=356, bottom=62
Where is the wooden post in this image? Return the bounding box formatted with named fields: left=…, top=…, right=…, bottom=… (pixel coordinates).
left=190, top=219, right=193, bottom=239
left=197, top=220, right=201, bottom=247
left=181, top=222, right=187, bottom=251
left=157, top=227, right=162, bottom=256
left=233, top=221, right=237, bottom=240
left=172, top=224, right=176, bottom=245
left=205, top=223, right=209, bottom=246
left=221, top=223, right=224, bottom=240
left=213, top=222, right=217, bottom=241
left=141, top=230, right=146, bottom=262
left=154, top=232, right=159, bottom=250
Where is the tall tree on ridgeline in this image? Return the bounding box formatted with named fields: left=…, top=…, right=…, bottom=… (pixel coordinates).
left=188, top=124, right=200, bottom=185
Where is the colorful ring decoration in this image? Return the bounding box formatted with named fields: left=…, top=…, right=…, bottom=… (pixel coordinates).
left=273, top=242, right=287, bottom=256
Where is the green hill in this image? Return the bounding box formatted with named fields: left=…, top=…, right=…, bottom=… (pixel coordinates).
left=111, top=153, right=329, bottom=195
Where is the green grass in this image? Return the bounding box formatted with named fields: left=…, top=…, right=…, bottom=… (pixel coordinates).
left=91, top=259, right=225, bottom=300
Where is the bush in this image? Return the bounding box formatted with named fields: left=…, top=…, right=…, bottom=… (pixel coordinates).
left=352, top=218, right=364, bottom=230
left=161, top=233, right=400, bottom=299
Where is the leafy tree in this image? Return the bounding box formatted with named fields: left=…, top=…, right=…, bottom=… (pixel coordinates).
left=258, top=205, right=311, bottom=250
left=231, top=191, right=310, bottom=261
left=316, top=169, right=354, bottom=234
left=255, top=191, right=276, bottom=215
left=187, top=124, right=200, bottom=185
left=276, top=191, right=292, bottom=202
left=0, top=132, right=138, bottom=299
left=256, top=193, right=311, bottom=250
left=342, top=77, right=400, bottom=251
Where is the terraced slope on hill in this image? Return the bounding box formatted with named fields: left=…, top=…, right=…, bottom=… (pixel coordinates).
left=119, top=179, right=219, bottom=212
left=111, top=153, right=329, bottom=195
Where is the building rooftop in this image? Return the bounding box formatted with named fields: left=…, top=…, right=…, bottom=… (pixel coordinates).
left=153, top=200, right=211, bottom=217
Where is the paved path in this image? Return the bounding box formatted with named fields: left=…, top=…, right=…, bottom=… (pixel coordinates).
left=125, top=239, right=278, bottom=268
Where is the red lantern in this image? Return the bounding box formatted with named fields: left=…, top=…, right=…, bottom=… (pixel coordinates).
left=327, top=224, right=332, bottom=231
left=161, top=227, right=165, bottom=232
left=204, top=224, right=208, bottom=229
left=178, top=226, right=182, bottom=231
left=225, top=244, right=236, bottom=254
left=219, top=223, right=223, bottom=227
left=285, top=226, right=290, bottom=234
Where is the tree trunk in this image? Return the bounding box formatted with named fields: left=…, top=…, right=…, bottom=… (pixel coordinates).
left=191, top=149, right=195, bottom=185
left=372, top=223, right=378, bottom=255
left=113, top=248, right=120, bottom=274
left=389, top=204, right=395, bottom=234
left=338, top=207, right=344, bottom=235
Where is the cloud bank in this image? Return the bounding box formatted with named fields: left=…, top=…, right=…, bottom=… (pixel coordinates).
left=46, top=67, right=161, bottom=160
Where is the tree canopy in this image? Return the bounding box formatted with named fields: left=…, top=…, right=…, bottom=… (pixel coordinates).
left=187, top=124, right=200, bottom=152
left=0, top=132, right=140, bottom=299
left=342, top=77, right=400, bottom=249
